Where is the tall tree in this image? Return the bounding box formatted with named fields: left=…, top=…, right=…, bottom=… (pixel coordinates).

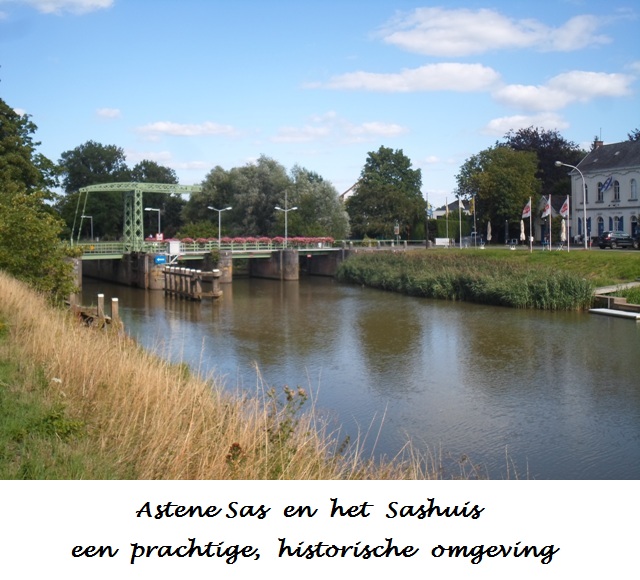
left=57, top=144, right=182, bottom=239
left=57, top=141, right=131, bottom=239
left=346, top=146, right=424, bottom=239
left=189, top=156, right=290, bottom=237
left=283, top=166, right=350, bottom=239
left=0, top=98, right=57, bottom=196
left=0, top=97, right=75, bottom=302
left=456, top=146, right=539, bottom=241
left=500, top=127, right=584, bottom=196
left=628, top=128, right=640, bottom=141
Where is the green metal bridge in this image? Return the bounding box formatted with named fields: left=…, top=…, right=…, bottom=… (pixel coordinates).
left=73, top=182, right=204, bottom=253
left=71, top=181, right=343, bottom=261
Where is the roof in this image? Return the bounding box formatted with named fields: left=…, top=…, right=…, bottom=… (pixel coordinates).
left=577, top=140, right=640, bottom=174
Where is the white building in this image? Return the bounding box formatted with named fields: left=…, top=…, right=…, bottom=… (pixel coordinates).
left=566, top=140, right=640, bottom=240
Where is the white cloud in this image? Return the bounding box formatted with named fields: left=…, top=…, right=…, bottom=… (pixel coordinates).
left=270, top=112, right=408, bottom=145
left=272, top=125, right=331, bottom=143
left=136, top=121, right=238, bottom=140
left=13, top=107, right=27, bottom=115
left=344, top=121, right=408, bottom=142
left=96, top=107, right=121, bottom=119
left=15, top=0, right=113, bottom=14
left=124, top=149, right=173, bottom=165
left=484, top=113, right=569, bottom=136
left=379, top=7, right=611, bottom=57
left=493, top=71, right=634, bottom=111
left=316, top=63, right=501, bottom=93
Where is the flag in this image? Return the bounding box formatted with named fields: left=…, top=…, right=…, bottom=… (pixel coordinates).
left=541, top=196, right=551, bottom=218
left=458, top=197, right=463, bottom=209
left=559, top=196, right=569, bottom=218
left=601, top=176, right=613, bottom=192
left=522, top=199, right=531, bottom=219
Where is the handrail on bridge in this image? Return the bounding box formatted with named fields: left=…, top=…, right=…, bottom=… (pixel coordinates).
left=70, top=238, right=426, bottom=258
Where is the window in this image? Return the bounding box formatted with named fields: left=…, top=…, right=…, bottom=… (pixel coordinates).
left=632, top=215, right=638, bottom=236
left=614, top=180, right=620, bottom=202
left=584, top=183, right=589, bottom=204
left=631, top=179, right=638, bottom=200
left=597, top=182, right=604, bottom=202
left=597, top=217, right=604, bottom=236
left=614, top=216, right=623, bottom=231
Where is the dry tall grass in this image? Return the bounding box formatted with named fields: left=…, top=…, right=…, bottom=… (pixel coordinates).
left=0, top=271, right=435, bottom=479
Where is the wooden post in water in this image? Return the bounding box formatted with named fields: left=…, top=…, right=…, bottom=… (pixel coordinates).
left=97, top=293, right=105, bottom=320
left=111, top=297, right=119, bottom=324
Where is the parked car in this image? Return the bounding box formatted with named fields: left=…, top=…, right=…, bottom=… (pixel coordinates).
left=597, top=231, right=635, bottom=249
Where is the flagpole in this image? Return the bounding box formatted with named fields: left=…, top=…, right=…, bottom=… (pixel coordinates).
left=529, top=197, right=532, bottom=253
left=549, top=194, right=552, bottom=250
left=458, top=198, right=462, bottom=249
left=445, top=196, right=449, bottom=245
left=567, top=196, right=570, bottom=253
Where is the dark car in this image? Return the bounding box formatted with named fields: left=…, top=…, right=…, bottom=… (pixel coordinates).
left=598, top=231, right=634, bottom=249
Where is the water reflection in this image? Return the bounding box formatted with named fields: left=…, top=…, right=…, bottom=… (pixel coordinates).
left=82, top=277, right=640, bottom=479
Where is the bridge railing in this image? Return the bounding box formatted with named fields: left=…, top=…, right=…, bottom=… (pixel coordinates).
left=71, top=238, right=427, bottom=256
left=71, top=242, right=127, bottom=255
left=71, top=237, right=339, bottom=256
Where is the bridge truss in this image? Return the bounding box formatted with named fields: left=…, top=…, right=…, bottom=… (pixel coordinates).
left=76, top=182, right=202, bottom=252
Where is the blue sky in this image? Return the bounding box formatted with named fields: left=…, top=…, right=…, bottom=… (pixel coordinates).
left=1, top=0, right=638, bottom=208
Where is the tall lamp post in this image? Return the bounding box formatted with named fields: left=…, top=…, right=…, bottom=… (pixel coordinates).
left=275, top=192, right=298, bottom=248
left=144, top=207, right=161, bottom=237
left=207, top=206, right=232, bottom=247
left=80, top=214, right=93, bottom=241
left=555, top=161, right=588, bottom=250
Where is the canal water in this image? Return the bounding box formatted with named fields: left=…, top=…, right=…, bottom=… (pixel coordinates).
left=82, top=276, right=640, bottom=479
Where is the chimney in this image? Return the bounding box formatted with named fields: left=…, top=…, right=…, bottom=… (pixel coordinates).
left=595, top=140, right=604, bottom=149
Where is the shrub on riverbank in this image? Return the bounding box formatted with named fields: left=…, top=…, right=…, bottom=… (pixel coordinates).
left=336, top=250, right=595, bottom=310
left=0, top=271, right=439, bottom=480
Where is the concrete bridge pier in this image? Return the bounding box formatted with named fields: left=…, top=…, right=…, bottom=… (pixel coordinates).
left=216, top=251, right=233, bottom=284
left=249, top=249, right=299, bottom=280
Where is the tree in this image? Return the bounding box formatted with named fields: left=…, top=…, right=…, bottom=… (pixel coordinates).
left=56, top=143, right=182, bottom=239
left=57, top=141, right=131, bottom=239
left=0, top=97, right=75, bottom=302
left=0, top=97, right=58, bottom=196
left=456, top=146, right=540, bottom=241
left=188, top=156, right=291, bottom=237
left=628, top=128, right=640, bottom=141
left=346, top=146, right=424, bottom=239
left=500, top=127, right=584, bottom=197
left=0, top=187, right=76, bottom=302
left=283, top=166, right=350, bottom=239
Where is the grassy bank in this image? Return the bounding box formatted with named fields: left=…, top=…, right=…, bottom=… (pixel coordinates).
left=335, top=248, right=638, bottom=310
left=0, top=271, right=443, bottom=480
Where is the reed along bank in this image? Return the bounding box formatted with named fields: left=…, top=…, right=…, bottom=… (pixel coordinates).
left=336, top=249, right=603, bottom=310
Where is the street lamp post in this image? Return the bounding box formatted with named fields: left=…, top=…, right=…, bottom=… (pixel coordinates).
left=207, top=206, right=232, bottom=247
left=555, top=161, right=588, bottom=250
left=80, top=215, right=93, bottom=241
left=144, top=207, right=161, bottom=237
left=275, top=192, right=298, bottom=248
